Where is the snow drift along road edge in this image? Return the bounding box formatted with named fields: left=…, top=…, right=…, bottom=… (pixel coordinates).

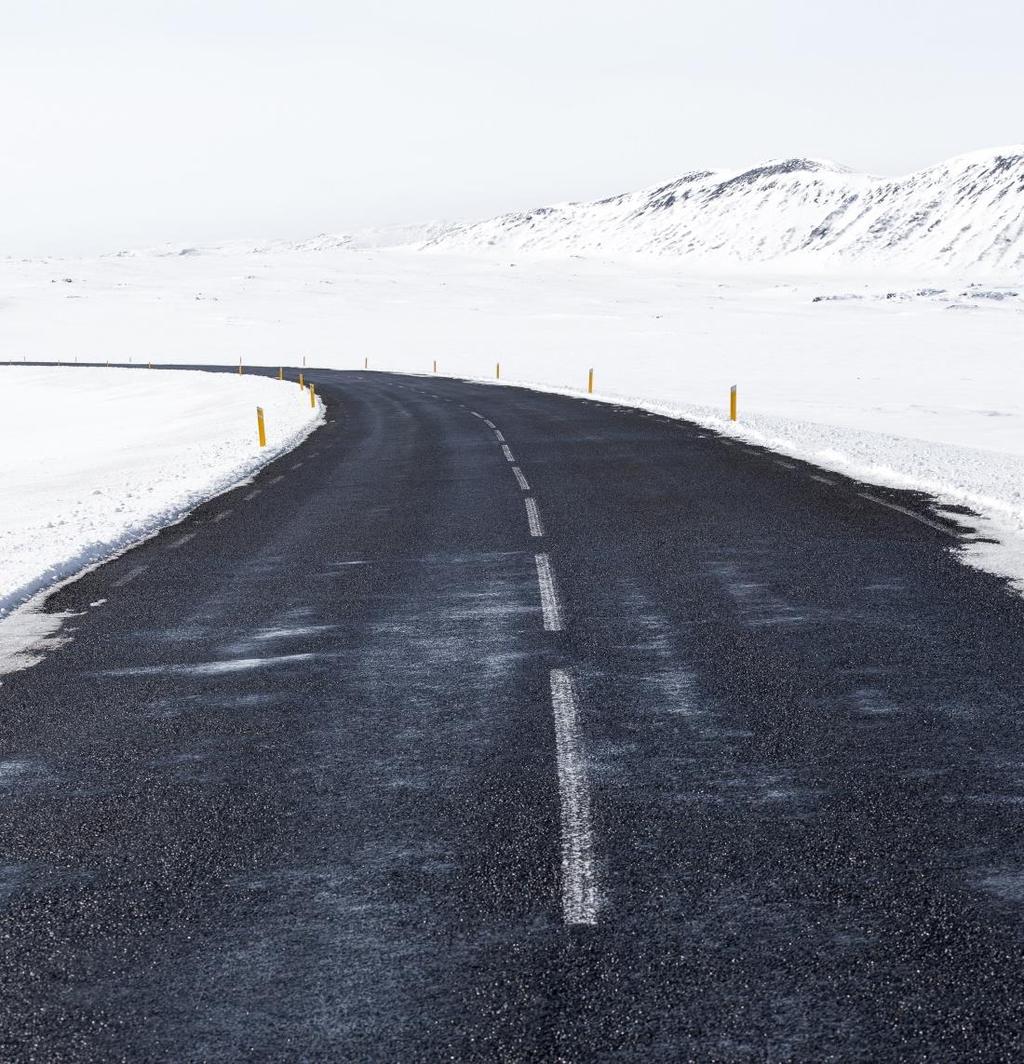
left=0, top=367, right=324, bottom=621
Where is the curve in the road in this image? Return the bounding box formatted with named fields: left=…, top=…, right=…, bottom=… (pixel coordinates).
left=1, top=367, right=1022, bottom=1061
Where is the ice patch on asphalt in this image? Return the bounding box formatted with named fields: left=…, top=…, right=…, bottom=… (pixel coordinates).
left=142, top=691, right=285, bottom=718
left=222, top=623, right=337, bottom=656
left=0, top=759, right=37, bottom=787
left=979, top=871, right=1024, bottom=903
left=712, top=561, right=812, bottom=628
left=0, top=601, right=78, bottom=678
left=852, top=687, right=899, bottom=716
left=252, top=625, right=336, bottom=641
left=101, top=652, right=316, bottom=677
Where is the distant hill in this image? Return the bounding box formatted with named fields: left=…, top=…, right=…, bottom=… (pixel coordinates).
left=127, top=147, right=1024, bottom=273
left=418, top=147, right=1024, bottom=272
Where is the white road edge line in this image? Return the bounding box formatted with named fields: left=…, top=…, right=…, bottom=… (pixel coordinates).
left=809, top=475, right=835, bottom=486
left=535, top=553, right=564, bottom=631
left=549, top=668, right=599, bottom=926
left=484, top=419, right=496, bottom=429
left=525, top=497, right=544, bottom=537
left=494, top=429, right=506, bottom=442
left=512, top=466, right=530, bottom=491
left=858, top=492, right=954, bottom=536
left=501, top=444, right=516, bottom=463
left=471, top=411, right=484, bottom=419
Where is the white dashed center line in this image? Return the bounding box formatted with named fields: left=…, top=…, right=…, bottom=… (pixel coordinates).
left=534, top=553, right=564, bottom=631
left=243, top=489, right=261, bottom=501
left=525, top=497, right=544, bottom=537
left=212, top=509, right=233, bottom=523
left=549, top=669, right=598, bottom=926
left=269, top=475, right=285, bottom=485
left=167, top=532, right=196, bottom=550
left=460, top=407, right=594, bottom=924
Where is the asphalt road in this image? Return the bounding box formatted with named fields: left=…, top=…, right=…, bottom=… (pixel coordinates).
left=2, top=368, right=1023, bottom=1062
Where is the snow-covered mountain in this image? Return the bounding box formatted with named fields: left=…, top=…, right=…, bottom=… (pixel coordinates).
left=420, top=147, right=1024, bottom=272
left=114, top=147, right=1023, bottom=273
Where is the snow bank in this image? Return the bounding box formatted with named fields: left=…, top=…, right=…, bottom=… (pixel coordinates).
left=0, top=366, right=322, bottom=615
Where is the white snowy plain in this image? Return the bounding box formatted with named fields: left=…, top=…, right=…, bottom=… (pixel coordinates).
left=1, top=246, right=1022, bottom=591
left=0, top=366, right=323, bottom=619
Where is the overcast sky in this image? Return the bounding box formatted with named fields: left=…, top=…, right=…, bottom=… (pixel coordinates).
left=2, top=0, right=1022, bottom=255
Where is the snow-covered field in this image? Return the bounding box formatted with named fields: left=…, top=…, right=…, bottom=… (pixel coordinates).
left=0, top=366, right=323, bottom=617
left=1, top=246, right=1021, bottom=589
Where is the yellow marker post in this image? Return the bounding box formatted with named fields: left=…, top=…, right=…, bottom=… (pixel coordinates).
left=588, top=368, right=594, bottom=394
left=278, top=367, right=283, bottom=381
left=433, top=359, right=437, bottom=374
left=238, top=362, right=243, bottom=375
left=496, top=362, right=501, bottom=380
left=256, top=406, right=266, bottom=447
left=730, top=385, right=738, bottom=421
left=364, top=356, right=368, bottom=370
left=299, top=372, right=304, bottom=388
left=309, top=383, right=316, bottom=408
